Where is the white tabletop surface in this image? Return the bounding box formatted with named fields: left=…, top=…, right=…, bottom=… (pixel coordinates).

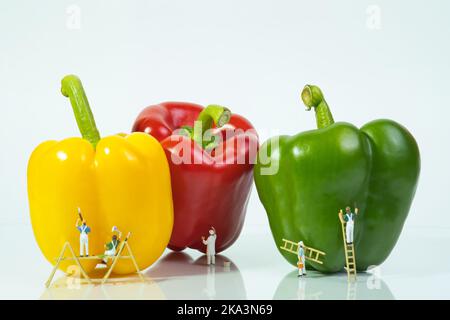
left=1, top=223, right=449, bottom=300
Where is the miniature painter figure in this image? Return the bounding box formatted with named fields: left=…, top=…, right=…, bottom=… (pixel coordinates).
left=297, top=241, right=306, bottom=276
left=75, top=208, right=91, bottom=257
left=100, top=226, right=122, bottom=265
left=279, top=238, right=326, bottom=271
left=201, top=227, right=217, bottom=265
left=341, top=206, right=359, bottom=244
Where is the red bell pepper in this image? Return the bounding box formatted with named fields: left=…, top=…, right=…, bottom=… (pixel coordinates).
left=132, top=102, right=258, bottom=253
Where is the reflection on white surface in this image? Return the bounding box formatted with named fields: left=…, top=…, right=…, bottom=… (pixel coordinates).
left=40, top=252, right=246, bottom=300
left=274, top=271, right=394, bottom=300
left=41, top=258, right=395, bottom=300
left=2, top=225, right=449, bottom=299
left=146, top=252, right=247, bottom=300
left=41, top=275, right=166, bottom=300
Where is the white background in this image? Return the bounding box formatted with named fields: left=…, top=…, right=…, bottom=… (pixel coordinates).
left=1, top=0, right=449, bottom=299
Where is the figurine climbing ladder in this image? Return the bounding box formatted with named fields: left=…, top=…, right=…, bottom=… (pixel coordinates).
left=339, top=213, right=357, bottom=279
left=280, top=239, right=326, bottom=264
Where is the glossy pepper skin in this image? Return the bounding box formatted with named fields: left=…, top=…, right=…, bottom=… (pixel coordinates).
left=28, top=75, right=173, bottom=275
left=132, top=102, right=258, bottom=253
left=254, top=85, right=420, bottom=272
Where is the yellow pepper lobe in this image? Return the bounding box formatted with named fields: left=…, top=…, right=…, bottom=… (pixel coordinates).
left=28, top=132, right=173, bottom=275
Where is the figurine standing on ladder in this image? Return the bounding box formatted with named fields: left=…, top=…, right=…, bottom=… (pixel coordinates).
left=202, top=226, right=217, bottom=265
left=75, top=207, right=91, bottom=257
left=341, top=206, right=359, bottom=244
left=297, top=241, right=306, bottom=277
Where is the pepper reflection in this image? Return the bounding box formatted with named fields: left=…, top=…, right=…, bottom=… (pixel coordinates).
left=146, top=252, right=246, bottom=300
left=274, top=270, right=394, bottom=300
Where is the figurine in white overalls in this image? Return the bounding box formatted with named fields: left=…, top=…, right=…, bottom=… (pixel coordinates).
left=202, top=227, right=217, bottom=265
left=343, top=206, right=358, bottom=244
left=297, top=241, right=306, bottom=277
left=75, top=217, right=91, bottom=257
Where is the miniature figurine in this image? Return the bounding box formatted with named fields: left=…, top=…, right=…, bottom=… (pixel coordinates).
left=297, top=241, right=306, bottom=277
left=340, top=206, right=359, bottom=244
left=279, top=238, right=326, bottom=274
left=100, top=226, right=122, bottom=265
left=201, top=226, right=217, bottom=265
left=75, top=208, right=91, bottom=257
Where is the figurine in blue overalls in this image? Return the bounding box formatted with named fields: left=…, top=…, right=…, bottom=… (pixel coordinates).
left=75, top=208, right=91, bottom=257
left=343, top=206, right=359, bottom=244
left=297, top=241, right=306, bottom=277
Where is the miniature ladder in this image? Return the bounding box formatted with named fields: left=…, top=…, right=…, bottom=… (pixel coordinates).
left=279, top=239, right=326, bottom=264
left=340, top=219, right=357, bottom=279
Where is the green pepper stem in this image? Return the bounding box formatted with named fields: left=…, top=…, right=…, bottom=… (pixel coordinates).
left=185, top=105, right=231, bottom=149
left=61, top=75, right=101, bottom=148
left=301, top=85, right=334, bottom=129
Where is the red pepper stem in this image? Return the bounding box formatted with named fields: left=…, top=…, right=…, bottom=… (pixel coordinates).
left=190, top=105, right=231, bottom=148
left=301, top=85, right=335, bottom=129
left=61, top=75, right=101, bottom=148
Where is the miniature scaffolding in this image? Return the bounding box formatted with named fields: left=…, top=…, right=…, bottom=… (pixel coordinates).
left=45, top=232, right=144, bottom=288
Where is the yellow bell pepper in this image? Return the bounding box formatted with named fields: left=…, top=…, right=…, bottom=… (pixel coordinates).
left=27, top=75, right=173, bottom=275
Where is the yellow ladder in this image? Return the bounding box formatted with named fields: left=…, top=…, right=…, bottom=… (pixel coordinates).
left=280, top=239, right=326, bottom=265
left=339, top=213, right=357, bottom=279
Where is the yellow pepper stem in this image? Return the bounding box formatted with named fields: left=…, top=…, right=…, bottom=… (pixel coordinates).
left=61, top=75, right=101, bottom=148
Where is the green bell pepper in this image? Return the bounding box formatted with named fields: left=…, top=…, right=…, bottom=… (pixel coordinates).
left=254, top=85, right=420, bottom=272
